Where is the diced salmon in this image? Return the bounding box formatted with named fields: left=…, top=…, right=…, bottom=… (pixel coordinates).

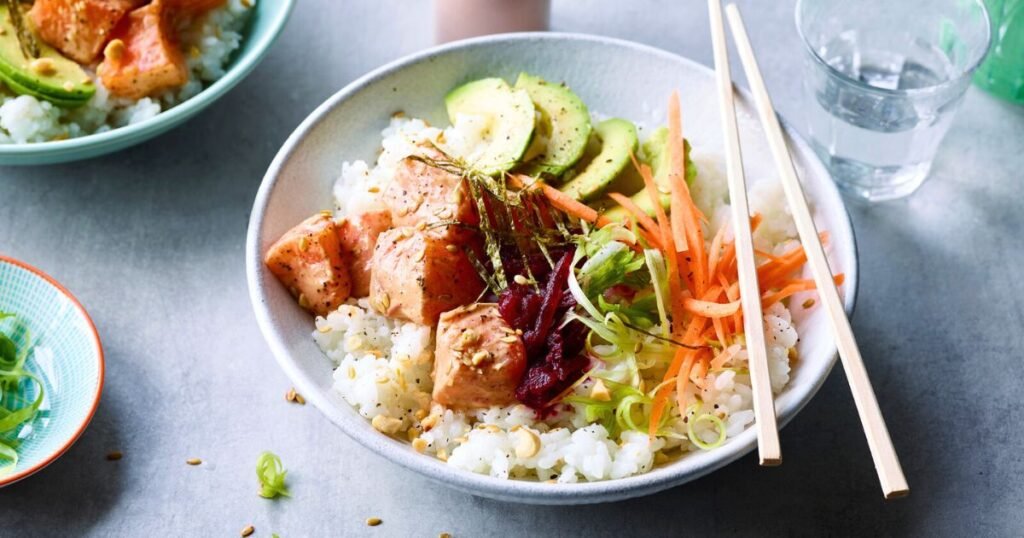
left=29, top=0, right=143, bottom=64
left=264, top=213, right=352, bottom=317
left=335, top=210, right=392, bottom=298
left=369, top=228, right=485, bottom=325
left=382, top=152, right=478, bottom=240
left=431, top=303, right=527, bottom=409
left=97, top=0, right=189, bottom=99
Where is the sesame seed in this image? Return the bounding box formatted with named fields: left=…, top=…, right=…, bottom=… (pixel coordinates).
left=241, top=525, right=255, bottom=537
left=366, top=517, right=382, bottom=527
left=186, top=458, right=202, bottom=466
left=106, top=451, right=123, bottom=461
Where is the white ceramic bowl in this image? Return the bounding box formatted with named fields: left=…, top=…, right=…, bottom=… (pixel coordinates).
left=246, top=33, right=857, bottom=505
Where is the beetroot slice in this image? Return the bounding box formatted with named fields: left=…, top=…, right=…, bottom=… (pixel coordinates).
left=498, top=251, right=589, bottom=411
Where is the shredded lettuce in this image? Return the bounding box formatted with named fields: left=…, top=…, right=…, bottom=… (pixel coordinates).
left=256, top=451, right=290, bottom=499
left=0, top=313, right=44, bottom=476
left=576, top=224, right=648, bottom=301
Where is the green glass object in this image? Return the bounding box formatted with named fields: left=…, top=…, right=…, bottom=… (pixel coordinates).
left=975, top=0, right=1024, bottom=102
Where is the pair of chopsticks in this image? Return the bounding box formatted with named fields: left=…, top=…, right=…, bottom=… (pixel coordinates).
left=705, top=1, right=909, bottom=498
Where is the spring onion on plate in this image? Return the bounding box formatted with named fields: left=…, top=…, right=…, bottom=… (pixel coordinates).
left=0, top=312, right=44, bottom=475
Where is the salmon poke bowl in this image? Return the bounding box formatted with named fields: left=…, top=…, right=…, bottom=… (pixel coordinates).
left=0, top=0, right=293, bottom=165
left=247, top=33, right=857, bottom=504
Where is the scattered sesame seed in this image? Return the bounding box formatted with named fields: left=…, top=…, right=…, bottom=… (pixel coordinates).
left=366, top=517, right=383, bottom=527
left=240, top=525, right=255, bottom=537
left=513, top=274, right=529, bottom=285
left=186, top=458, right=203, bottom=466
left=106, top=451, right=123, bottom=461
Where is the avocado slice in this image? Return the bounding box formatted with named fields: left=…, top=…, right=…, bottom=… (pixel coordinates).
left=444, top=77, right=535, bottom=176
left=603, top=127, right=697, bottom=222
left=514, top=73, right=591, bottom=177
left=558, top=118, right=639, bottom=202
left=0, top=6, right=94, bottom=108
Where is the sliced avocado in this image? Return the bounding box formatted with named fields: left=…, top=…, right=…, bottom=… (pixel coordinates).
left=444, top=77, right=535, bottom=176
left=603, top=128, right=697, bottom=222
left=558, top=118, right=639, bottom=202
left=0, top=6, right=94, bottom=108
left=514, top=73, right=591, bottom=177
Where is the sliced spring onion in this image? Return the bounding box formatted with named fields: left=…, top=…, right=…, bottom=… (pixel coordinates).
left=0, top=313, right=44, bottom=476
left=685, top=404, right=727, bottom=451
left=256, top=451, right=290, bottom=499
left=643, top=249, right=670, bottom=336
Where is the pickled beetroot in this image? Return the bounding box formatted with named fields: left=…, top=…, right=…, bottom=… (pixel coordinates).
left=498, top=252, right=589, bottom=410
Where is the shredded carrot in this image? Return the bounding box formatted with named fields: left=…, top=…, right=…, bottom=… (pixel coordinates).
left=761, top=274, right=845, bottom=308
left=508, top=174, right=611, bottom=227
left=666, top=93, right=708, bottom=296
left=754, top=248, right=783, bottom=262
left=720, top=272, right=742, bottom=335
left=707, top=220, right=729, bottom=284
left=606, top=192, right=664, bottom=250
left=711, top=315, right=728, bottom=350
left=667, top=92, right=689, bottom=252
left=684, top=298, right=741, bottom=318
left=710, top=344, right=741, bottom=369
left=673, top=351, right=699, bottom=419
left=647, top=284, right=720, bottom=437
left=630, top=154, right=675, bottom=255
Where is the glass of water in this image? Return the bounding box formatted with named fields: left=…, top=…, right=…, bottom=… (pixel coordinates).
left=796, top=0, right=991, bottom=202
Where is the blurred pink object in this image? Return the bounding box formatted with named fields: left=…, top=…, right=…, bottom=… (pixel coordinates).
left=434, top=0, right=551, bottom=43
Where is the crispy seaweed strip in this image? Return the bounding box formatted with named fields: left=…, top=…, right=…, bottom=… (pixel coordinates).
left=6, top=0, right=39, bottom=59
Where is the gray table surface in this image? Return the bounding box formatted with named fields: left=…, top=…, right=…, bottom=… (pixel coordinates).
left=2, top=1, right=1023, bottom=536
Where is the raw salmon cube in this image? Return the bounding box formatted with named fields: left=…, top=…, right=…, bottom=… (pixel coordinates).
left=29, top=0, right=142, bottom=64
left=432, top=303, right=526, bottom=409
left=265, top=213, right=352, bottom=317
left=382, top=152, right=478, bottom=241
left=336, top=210, right=392, bottom=298
left=368, top=228, right=485, bottom=325
left=97, top=0, right=189, bottom=99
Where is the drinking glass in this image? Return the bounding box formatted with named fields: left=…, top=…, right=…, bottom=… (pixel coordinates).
left=796, top=0, right=992, bottom=202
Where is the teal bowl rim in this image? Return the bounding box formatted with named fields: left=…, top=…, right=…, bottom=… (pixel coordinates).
left=0, top=255, right=105, bottom=488
left=0, top=0, right=296, bottom=160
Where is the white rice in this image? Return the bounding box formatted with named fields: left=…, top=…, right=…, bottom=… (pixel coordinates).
left=314, top=116, right=802, bottom=482
left=0, top=0, right=253, bottom=144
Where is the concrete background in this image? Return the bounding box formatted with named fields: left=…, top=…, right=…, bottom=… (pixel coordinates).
left=1, top=0, right=1022, bottom=536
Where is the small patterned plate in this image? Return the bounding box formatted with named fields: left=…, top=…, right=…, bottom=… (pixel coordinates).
left=0, top=255, right=104, bottom=487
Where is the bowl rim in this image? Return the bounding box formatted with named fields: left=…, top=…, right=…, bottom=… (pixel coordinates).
left=246, top=31, right=859, bottom=503
left=0, top=254, right=105, bottom=488
left=0, top=0, right=296, bottom=159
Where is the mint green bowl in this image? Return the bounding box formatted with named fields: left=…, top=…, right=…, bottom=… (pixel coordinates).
left=0, top=255, right=103, bottom=487
left=0, top=0, right=295, bottom=166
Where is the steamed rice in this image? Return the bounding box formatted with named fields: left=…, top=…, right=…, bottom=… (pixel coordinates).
left=0, top=0, right=253, bottom=144
left=314, top=116, right=802, bottom=483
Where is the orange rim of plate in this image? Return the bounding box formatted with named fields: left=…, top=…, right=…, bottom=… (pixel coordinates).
left=0, top=254, right=105, bottom=487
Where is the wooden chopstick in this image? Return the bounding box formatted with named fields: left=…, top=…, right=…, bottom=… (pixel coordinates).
left=723, top=3, right=909, bottom=499
left=706, top=0, right=781, bottom=467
